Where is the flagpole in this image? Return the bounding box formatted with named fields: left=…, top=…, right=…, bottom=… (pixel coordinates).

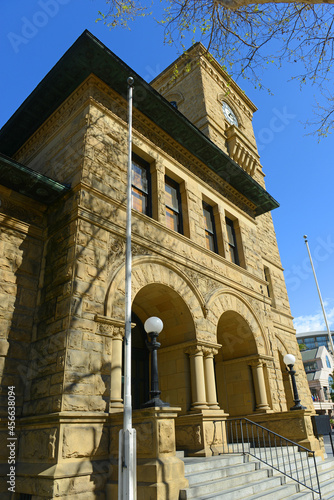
left=118, top=76, right=136, bottom=500
left=303, top=235, right=334, bottom=354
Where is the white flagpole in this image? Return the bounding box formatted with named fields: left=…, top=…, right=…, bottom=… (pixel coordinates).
left=303, top=235, right=334, bottom=354
left=118, top=76, right=136, bottom=500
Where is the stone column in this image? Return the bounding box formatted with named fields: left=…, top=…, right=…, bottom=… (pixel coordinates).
left=110, top=328, right=124, bottom=410
left=250, top=360, right=271, bottom=412
left=95, top=315, right=126, bottom=412
left=203, top=347, right=220, bottom=410
left=185, top=346, right=209, bottom=410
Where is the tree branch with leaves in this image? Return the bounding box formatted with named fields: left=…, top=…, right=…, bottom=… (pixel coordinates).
left=97, top=0, right=334, bottom=137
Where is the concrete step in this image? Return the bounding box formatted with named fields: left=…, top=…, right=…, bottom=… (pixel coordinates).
left=179, top=466, right=284, bottom=499
left=185, top=460, right=260, bottom=486
left=315, top=477, right=334, bottom=496
left=286, top=492, right=315, bottom=500
left=179, top=450, right=334, bottom=500
left=236, top=483, right=306, bottom=500
left=289, top=459, right=334, bottom=497
left=182, top=453, right=248, bottom=473
left=270, top=454, right=323, bottom=479
left=180, top=474, right=289, bottom=500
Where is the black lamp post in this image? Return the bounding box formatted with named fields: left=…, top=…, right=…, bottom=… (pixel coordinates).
left=142, top=316, right=170, bottom=408
left=284, top=353, right=306, bottom=411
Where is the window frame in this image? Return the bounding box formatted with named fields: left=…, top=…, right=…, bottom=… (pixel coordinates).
left=264, top=266, right=271, bottom=298
left=202, top=201, right=218, bottom=253
left=131, top=153, right=152, bottom=217
left=164, top=175, right=183, bottom=234
left=225, top=217, right=239, bottom=265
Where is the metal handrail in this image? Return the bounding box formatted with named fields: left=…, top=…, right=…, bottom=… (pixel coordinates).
left=217, top=417, right=322, bottom=499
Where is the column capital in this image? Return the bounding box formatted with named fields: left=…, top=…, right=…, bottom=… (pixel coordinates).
left=248, top=356, right=271, bottom=368
left=249, top=359, right=264, bottom=368
left=94, top=315, right=135, bottom=338
left=184, top=345, right=204, bottom=356
left=202, top=347, right=219, bottom=358
left=185, top=342, right=221, bottom=357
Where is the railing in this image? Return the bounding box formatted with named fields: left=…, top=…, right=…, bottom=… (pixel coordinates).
left=217, top=418, right=322, bottom=499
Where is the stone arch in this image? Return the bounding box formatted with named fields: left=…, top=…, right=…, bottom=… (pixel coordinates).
left=105, top=257, right=207, bottom=411
left=208, top=289, right=271, bottom=416
left=131, top=282, right=196, bottom=410
left=206, top=289, right=269, bottom=356
left=105, top=256, right=207, bottom=412
left=105, top=256, right=206, bottom=329
left=132, top=282, right=197, bottom=347
left=165, top=91, right=184, bottom=108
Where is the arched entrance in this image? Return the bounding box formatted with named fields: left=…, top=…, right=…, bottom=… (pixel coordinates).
left=216, top=311, right=258, bottom=416
left=131, top=282, right=195, bottom=412
left=130, top=313, right=149, bottom=409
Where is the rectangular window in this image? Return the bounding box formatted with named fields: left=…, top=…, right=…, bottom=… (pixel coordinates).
left=304, top=337, right=316, bottom=349
left=165, top=176, right=183, bottom=233
left=203, top=202, right=218, bottom=253
left=131, top=154, right=151, bottom=216
left=264, top=266, right=271, bottom=298
left=225, top=217, right=239, bottom=265
left=263, top=265, right=275, bottom=306
left=316, top=336, right=328, bottom=347
left=304, top=361, right=317, bottom=373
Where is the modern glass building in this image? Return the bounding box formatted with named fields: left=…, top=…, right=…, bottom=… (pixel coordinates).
left=297, top=331, right=334, bottom=354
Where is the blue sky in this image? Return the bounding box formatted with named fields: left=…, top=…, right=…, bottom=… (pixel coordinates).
left=1, top=0, right=333, bottom=333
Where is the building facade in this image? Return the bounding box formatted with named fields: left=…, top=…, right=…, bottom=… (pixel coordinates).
left=301, top=346, right=334, bottom=416
left=0, top=31, right=323, bottom=500
left=298, top=332, right=334, bottom=416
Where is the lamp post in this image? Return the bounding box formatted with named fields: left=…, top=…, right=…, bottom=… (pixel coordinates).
left=284, top=353, right=306, bottom=411
left=142, top=317, right=170, bottom=408
left=118, top=77, right=136, bottom=500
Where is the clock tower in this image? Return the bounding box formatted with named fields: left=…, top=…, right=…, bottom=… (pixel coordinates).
left=151, top=42, right=264, bottom=186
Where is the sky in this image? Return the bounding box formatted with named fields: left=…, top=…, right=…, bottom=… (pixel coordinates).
left=1, top=0, right=333, bottom=333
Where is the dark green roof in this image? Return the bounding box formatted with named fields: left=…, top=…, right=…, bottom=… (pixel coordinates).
left=0, top=153, right=69, bottom=204
left=0, top=30, right=279, bottom=215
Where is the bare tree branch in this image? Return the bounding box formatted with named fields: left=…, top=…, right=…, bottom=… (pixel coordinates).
left=215, top=0, right=334, bottom=9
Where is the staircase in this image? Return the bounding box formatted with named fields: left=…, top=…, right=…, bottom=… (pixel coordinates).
left=178, top=450, right=334, bottom=500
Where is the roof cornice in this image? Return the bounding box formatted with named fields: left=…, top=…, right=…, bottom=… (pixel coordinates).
left=0, top=153, right=69, bottom=204
left=0, top=30, right=278, bottom=216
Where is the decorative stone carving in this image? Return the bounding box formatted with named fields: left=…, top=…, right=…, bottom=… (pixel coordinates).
left=20, top=428, right=57, bottom=461
left=176, top=424, right=202, bottom=448
left=0, top=198, right=44, bottom=225
left=108, top=236, right=125, bottom=263
left=94, top=315, right=126, bottom=338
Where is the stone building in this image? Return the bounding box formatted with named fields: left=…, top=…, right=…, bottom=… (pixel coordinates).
left=0, top=30, right=322, bottom=500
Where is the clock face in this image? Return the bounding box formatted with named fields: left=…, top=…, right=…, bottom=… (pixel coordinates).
left=222, top=102, right=238, bottom=127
